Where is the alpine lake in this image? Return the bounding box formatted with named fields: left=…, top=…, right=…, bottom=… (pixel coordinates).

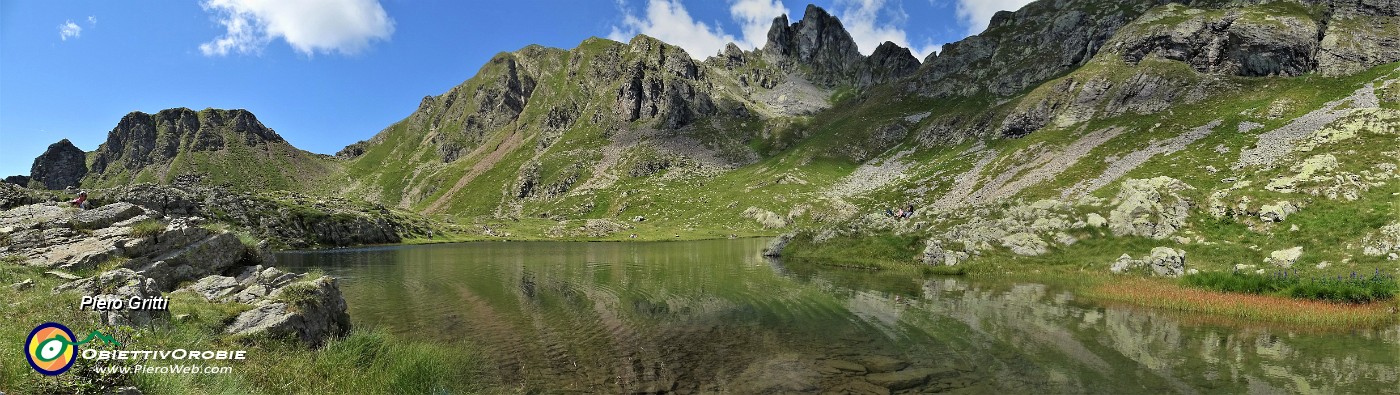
left=278, top=239, right=1399, bottom=394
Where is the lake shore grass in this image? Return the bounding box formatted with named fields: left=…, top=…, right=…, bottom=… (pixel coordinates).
left=1087, top=277, right=1399, bottom=327
left=0, top=264, right=495, bottom=395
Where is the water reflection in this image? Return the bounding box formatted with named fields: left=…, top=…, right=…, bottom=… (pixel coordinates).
left=278, top=240, right=1399, bottom=394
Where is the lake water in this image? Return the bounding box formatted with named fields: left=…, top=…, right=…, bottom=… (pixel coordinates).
left=277, top=239, right=1400, bottom=394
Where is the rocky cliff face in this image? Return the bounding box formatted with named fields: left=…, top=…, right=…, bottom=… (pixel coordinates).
left=763, top=5, right=920, bottom=88
left=28, top=139, right=88, bottom=190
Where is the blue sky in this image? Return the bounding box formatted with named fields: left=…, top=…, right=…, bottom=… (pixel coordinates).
left=0, top=0, right=1033, bottom=177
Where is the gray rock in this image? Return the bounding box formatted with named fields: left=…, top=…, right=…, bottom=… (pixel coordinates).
left=1268, top=247, right=1304, bottom=268
left=1111, top=248, right=1186, bottom=277
left=1147, top=247, right=1187, bottom=277
left=1086, top=213, right=1107, bottom=228
left=1259, top=201, right=1299, bottom=223
left=72, top=202, right=144, bottom=229
left=762, top=233, right=794, bottom=257
left=1110, top=254, right=1139, bottom=274
left=1362, top=223, right=1400, bottom=257
left=59, top=269, right=169, bottom=327
left=185, top=275, right=240, bottom=301
left=10, top=278, right=34, bottom=291
left=921, top=240, right=947, bottom=265
left=999, top=232, right=1048, bottom=256
left=28, top=139, right=88, bottom=190
left=1109, top=177, right=1194, bottom=239
left=225, top=276, right=350, bottom=347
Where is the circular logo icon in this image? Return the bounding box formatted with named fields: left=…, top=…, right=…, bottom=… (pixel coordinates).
left=26, top=322, right=77, bottom=376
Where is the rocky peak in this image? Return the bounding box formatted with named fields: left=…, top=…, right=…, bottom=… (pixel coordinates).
left=89, top=108, right=286, bottom=176
left=762, top=4, right=867, bottom=87
left=860, top=41, right=922, bottom=86
left=29, top=139, right=88, bottom=190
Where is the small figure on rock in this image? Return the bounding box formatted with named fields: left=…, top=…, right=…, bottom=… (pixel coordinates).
left=68, top=191, right=90, bottom=210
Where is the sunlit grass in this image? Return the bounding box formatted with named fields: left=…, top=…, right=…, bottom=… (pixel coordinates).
left=1089, top=278, right=1398, bottom=327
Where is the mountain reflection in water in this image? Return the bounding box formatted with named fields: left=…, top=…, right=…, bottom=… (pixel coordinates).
left=278, top=239, right=1399, bottom=394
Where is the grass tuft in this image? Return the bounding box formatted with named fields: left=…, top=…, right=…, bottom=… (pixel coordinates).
left=129, top=219, right=166, bottom=239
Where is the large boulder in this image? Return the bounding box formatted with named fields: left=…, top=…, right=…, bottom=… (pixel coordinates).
left=1108, top=177, right=1194, bottom=239
left=1110, top=247, right=1187, bottom=277
left=53, top=269, right=168, bottom=327
left=29, top=139, right=88, bottom=190
left=1267, top=247, right=1304, bottom=268
left=999, top=232, right=1049, bottom=256
left=1259, top=201, right=1299, bottom=223
left=72, top=202, right=145, bottom=229
left=225, top=276, right=351, bottom=347
left=1147, top=247, right=1186, bottom=277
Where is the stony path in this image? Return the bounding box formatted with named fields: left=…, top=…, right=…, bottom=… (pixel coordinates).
left=1062, top=120, right=1221, bottom=199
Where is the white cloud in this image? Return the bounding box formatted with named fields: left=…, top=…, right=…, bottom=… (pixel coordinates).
left=58, top=20, right=81, bottom=41
left=608, top=0, right=740, bottom=58
left=833, top=0, right=935, bottom=59
left=199, top=0, right=395, bottom=57
left=87, top=16, right=97, bottom=25
left=729, top=0, right=789, bottom=50
left=955, top=0, right=1035, bottom=36
left=608, top=0, right=938, bottom=60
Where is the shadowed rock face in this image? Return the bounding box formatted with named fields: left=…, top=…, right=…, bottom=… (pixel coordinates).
left=29, top=139, right=88, bottom=190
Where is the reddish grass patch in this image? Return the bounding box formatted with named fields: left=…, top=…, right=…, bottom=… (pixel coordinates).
left=1089, top=278, right=1398, bottom=327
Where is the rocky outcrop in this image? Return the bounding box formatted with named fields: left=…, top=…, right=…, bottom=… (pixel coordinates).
left=763, top=5, right=865, bottom=87
left=763, top=233, right=794, bottom=257
left=72, top=202, right=144, bottom=229
left=1361, top=222, right=1400, bottom=259
left=1110, top=247, right=1186, bottom=277
left=1114, top=4, right=1323, bottom=77
left=1108, top=177, right=1194, bottom=239
left=613, top=36, right=719, bottom=130
left=3, top=199, right=350, bottom=347
left=29, top=139, right=88, bottom=190
left=224, top=276, right=351, bottom=347
left=103, top=183, right=423, bottom=248
left=78, top=107, right=331, bottom=189
left=0, top=182, right=49, bottom=210
left=917, top=0, right=1163, bottom=98
left=55, top=269, right=168, bottom=326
